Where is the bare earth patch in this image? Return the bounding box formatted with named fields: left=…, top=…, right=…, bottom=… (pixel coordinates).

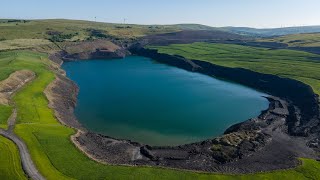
left=44, top=74, right=82, bottom=129
left=56, top=39, right=129, bottom=61
left=0, top=70, right=35, bottom=105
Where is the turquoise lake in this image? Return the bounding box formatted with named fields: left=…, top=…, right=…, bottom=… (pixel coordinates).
left=62, top=56, right=269, bottom=146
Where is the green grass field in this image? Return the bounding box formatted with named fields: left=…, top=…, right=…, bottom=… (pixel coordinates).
left=0, top=19, right=226, bottom=42
left=0, top=49, right=319, bottom=179
left=0, top=19, right=180, bottom=41
left=0, top=135, right=27, bottom=180
left=0, top=105, right=12, bottom=129
left=0, top=19, right=183, bottom=52
left=0, top=39, right=53, bottom=51
left=148, top=42, right=320, bottom=95
left=259, top=33, right=320, bottom=47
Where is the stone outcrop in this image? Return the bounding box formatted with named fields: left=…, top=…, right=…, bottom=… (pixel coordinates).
left=55, top=39, right=129, bottom=61
left=44, top=74, right=82, bottom=129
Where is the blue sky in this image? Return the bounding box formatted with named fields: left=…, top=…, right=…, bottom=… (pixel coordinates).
left=1, top=0, right=319, bottom=28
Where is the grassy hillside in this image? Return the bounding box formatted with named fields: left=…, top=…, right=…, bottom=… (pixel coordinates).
left=1, top=18, right=320, bottom=44
left=222, top=26, right=320, bottom=37
left=259, top=33, right=320, bottom=47
left=148, top=42, right=320, bottom=95
left=172, top=24, right=218, bottom=31
left=0, top=39, right=53, bottom=51
left=0, top=49, right=318, bottom=179
left=0, top=19, right=182, bottom=41
left=0, top=19, right=232, bottom=52
left=0, top=135, right=27, bottom=180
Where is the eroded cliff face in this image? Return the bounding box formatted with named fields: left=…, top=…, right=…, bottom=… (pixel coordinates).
left=49, top=39, right=130, bottom=64
left=44, top=74, right=82, bottom=129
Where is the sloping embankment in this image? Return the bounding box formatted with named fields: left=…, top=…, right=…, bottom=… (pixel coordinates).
left=0, top=70, right=35, bottom=105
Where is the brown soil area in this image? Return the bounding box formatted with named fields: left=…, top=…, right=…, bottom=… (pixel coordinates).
left=44, top=74, right=82, bottom=129
left=0, top=70, right=35, bottom=105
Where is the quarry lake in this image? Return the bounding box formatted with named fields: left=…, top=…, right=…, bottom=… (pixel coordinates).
left=62, top=56, right=269, bottom=146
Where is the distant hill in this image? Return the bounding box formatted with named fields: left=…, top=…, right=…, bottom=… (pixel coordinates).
left=257, top=32, right=320, bottom=54
left=171, top=24, right=218, bottom=31
left=221, top=26, right=320, bottom=37
left=0, top=19, right=181, bottom=41
left=143, top=30, right=246, bottom=45
left=1, top=18, right=320, bottom=41
left=169, top=25, right=320, bottom=37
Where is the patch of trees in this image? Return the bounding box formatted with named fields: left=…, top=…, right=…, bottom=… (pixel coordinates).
left=0, top=38, right=6, bottom=41
left=115, top=26, right=132, bottom=29
left=148, top=26, right=161, bottom=29
left=87, top=29, right=114, bottom=39
left=46, top=31, right=62, bottom=36
left=288, top=40, right=304, bottom=43
left=47, top=31, right=78, bottom=42
left=1, top=20, right=29, bottom=23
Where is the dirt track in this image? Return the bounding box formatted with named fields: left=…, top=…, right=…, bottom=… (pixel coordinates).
left=0, top=70, right=44, bottom=179
left=0, top=129, right=45, bottom=180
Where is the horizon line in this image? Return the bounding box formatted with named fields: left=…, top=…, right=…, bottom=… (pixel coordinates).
left=1, top=17, right=319, bottom=29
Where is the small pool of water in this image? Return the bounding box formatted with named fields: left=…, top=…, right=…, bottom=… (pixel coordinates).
left=62, top=56, right=269, bottom=146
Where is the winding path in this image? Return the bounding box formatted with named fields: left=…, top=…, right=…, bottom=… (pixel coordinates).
left=0, top=70, right=45, bottom=180
left=0, top=129, right=45, bottom=180
left=7, top=108, right=17, bottom=132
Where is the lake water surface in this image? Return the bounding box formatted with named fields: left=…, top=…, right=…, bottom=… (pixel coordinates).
left=63, top=56, right=269, bottom=146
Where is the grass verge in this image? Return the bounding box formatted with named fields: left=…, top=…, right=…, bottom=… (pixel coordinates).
left=0, top=135, right=27, bottom=180
left=0, top=105, right=12, bottom=129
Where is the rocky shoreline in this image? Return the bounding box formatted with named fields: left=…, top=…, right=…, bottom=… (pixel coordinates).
left=45, top=45, right=320, bottom=173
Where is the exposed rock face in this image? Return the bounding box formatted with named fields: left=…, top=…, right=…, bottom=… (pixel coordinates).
left=55, top=39, right=129, bottom=61
left=0, top=70, right=35, bottom=105
left=72, top=131, right=146, bottom=164
left=44, top=74, right=82, bottom=129
left=49, top=51, right=64, bottom=65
